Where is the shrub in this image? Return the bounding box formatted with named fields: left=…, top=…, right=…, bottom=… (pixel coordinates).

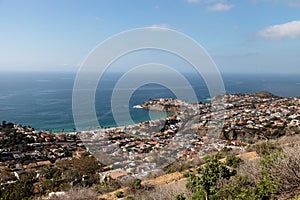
left=260, top=146, right=300, bottom=195
left=225, top=154, right=241, bottom=168
left=248, top=141, right=282, bottom=156
left=114, top=190, right=124, bottom=198
left=187, top=155, right=236, bottom=199
left=164, top=163, right=178, bottom=174
left=95, top=178, right=121, bottom=194
left=218, top=153, right=279, bottom=200
left=164, top=162, right=190, bottom=174
left=133, top=178, right=142, bottom=190
left=175, top=193, right=186, bottom=200
left=126, top=196, right=134, bottom=200
left=183, top=171, right=192, bottom=178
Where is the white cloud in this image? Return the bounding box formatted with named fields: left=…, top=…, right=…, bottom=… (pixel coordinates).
left=257, top=20, right=300, bottom=39
left=207, top=3, right=235, bottom=11
left=250, top=0, right=300, bottom=8
left=185, top=0, right=227, bottom=4
left=147, top=24, right=170, bottom=30
left=185, top=0, right=235, bottom=11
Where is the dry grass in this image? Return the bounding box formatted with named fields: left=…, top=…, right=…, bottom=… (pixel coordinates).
left=267, top=145, right=300, bottom=194
left=98, top=171, right=185, bottom=200
left=46, top=187, right=98, bottom=200
left=238, top=143, right=300, bottom=199
left=142, top=171, right=184, bottom=187
left=131, top=178, right=191, bottom=200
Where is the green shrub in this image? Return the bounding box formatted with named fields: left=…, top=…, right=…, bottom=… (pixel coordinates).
left=127, top=196, right=134, bottom=200
left=248, top=142, right=282, bottom=156
left=114, top=190, right=124, bottom=198
left=175, top=193, right=186, bottom=200
left=132, top=178, right=142, bottom=190
left=225, top=154, right=241, bottom=168
left=187, top=155, right=236, bottom=199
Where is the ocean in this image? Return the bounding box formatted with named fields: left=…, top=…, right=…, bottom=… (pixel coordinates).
left=0, top=72, right=299, bottom=132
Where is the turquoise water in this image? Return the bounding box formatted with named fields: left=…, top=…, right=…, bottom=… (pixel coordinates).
left=0, top=72, right=299, bottom=132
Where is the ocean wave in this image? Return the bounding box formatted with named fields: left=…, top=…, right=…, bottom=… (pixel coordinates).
left=36, top=79, right=51, bottom=82
left=133, top=105, right=143, bottom=109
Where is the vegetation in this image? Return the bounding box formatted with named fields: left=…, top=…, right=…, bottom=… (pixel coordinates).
left=186, top=155, right=236, bottom=200
left=247, top=141, right=282, bottom=156
left=175, top=193, right=186, bottom=200
left=132, top=178, right=142, bottom=190
left=114, top=190, right=124, bottom=198
left=1, top=119, right=300, bottom=199
left=225, top=154, right=241, bottom=168
left=0, top=172, right=36, bottom=200
left=164, top=162, right=190, bottom=174
left=118, top=141, right=300, bottom=200
left=182, top=145, right=300, bottom=200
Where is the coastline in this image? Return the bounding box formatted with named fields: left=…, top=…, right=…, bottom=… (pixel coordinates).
left=14, top=91, right=300, bottom=134
left=1, top=91, right=299, bottom=197
left=76, top=92, right=299, bottom=168
left=1, top=72, right=299, bottom=132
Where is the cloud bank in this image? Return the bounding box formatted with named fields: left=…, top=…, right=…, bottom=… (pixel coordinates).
left=257, top=20, right=300, bottom=39
left=208, top=3, right=235, bottom=11
left=186, top=0, right=235, bottom=11
left=250, top=0, right=300, bottom=8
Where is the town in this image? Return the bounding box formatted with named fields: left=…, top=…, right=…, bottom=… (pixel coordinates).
left=77, top=91, right=299, bottom=176
left=0, top=92, right=299, bottom=198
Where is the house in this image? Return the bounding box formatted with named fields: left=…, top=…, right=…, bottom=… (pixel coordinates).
left=274, top=120, right=284, bottom=126
left=45, top=137, right=51, bottom=142
left=13, top=153, right=25, bottom=159
left=289, top=119, right=299, bottom=126
left=231, top=140, right=247, bottom=146
left=55, top=133, right=66, bottom=141
left=149, top=141, right=158, bottom=145
left=105, top=169, right=128, bottom=180
left=74, top=150, right=88, bottom=158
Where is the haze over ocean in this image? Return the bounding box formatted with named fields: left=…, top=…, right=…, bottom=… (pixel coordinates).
left=0, top=72, right=299, bottom=132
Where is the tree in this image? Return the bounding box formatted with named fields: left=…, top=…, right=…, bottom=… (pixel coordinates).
left=218, top=154, right=279, bottom=200
left=187, top=155, right=236, bottom=200
left=132, top=178, right=142, bottom=190
left=225, top=154, right=241, bottom=169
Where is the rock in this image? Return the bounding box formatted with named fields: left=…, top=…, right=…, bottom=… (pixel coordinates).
left=255, top=91, right=276, bottom=98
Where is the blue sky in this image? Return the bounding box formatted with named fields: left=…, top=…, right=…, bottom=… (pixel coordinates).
left=0, top=0, right=300, bottom=74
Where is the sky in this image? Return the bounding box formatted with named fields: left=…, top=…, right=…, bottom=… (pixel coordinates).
left=0, top=0, right=300, bottom=74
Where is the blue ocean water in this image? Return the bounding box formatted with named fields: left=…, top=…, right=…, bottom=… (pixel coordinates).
left=0, top=72, right=299, bottom=132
